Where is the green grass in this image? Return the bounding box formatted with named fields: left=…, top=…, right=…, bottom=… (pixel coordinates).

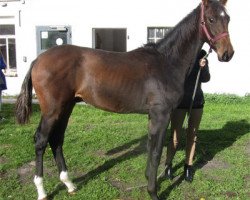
left=0, top=94, right=250, bottom=200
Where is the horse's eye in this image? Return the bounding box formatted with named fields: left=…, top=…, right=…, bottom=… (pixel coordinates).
left=209, top=18, right=215, bottom=24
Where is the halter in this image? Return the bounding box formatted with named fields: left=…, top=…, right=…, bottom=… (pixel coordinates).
left=200, top=2, right=229, bottom=47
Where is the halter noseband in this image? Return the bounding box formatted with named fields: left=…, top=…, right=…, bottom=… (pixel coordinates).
left=200, top=2, right=229, bottom=47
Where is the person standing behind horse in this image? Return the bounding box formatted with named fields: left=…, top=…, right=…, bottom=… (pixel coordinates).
left=164, top=49, right=210, bottom=182
left=0, top=50, right=7, bottom=120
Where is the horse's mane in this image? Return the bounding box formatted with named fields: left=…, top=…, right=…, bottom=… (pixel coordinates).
left=144, top=5, right=200, bottom=58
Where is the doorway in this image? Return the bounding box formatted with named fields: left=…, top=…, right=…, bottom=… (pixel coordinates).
left=93, top=28, right=127, bottom=52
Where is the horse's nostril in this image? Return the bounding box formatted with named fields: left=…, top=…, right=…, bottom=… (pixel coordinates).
left=222, top=51, right=229, bottom=61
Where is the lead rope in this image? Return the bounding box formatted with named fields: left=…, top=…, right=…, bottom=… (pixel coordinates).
left=125, top=48, right=213, bottom=192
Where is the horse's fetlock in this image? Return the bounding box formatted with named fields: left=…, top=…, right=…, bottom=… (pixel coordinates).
left=147, top=186, right=157, bottom=197
left=34, top=176, right=47, bottom=200
left=60, top=171, right=69, bottom=182
left=34, top=175, right=43, bottom=185
left=60, top=171, right=76, bottom=193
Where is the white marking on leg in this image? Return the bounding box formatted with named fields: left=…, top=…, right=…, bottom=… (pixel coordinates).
left=60, top=171, right=76, bottom=193
left=34, top=175, right=47, bottom=200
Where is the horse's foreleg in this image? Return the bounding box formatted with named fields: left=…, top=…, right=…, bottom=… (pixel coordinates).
left=146, top=107, right=170, bottom=200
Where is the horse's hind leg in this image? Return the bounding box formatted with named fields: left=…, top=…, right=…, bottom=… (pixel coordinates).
left=34, top=115, right=58, bottom=200
left=34, top=102, right=76, bottom=200
left=48, top=103, right=76, bottom=194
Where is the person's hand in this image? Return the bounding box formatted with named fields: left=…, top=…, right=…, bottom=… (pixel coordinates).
left=199, top=58, right=207, bottom=68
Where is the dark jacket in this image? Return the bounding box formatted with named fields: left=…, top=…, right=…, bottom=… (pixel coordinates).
left=0, top=56, right=7, bottom=90
left=177, top=50, right=210, bottom=109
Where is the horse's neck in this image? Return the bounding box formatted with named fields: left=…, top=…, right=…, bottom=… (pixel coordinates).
left=157, top=6, right=203, bottom=81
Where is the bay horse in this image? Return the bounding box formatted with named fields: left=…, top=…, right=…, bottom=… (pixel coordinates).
left=15, top=0, right=234, bottom=199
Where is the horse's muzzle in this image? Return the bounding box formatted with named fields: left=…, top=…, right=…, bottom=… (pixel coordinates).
left=221, top=50, right=234, bottom=62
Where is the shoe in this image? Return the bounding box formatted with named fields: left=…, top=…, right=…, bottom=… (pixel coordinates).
left=165, top=163, right=173, bottom=180
left=184, top=164, right=194, bottom=182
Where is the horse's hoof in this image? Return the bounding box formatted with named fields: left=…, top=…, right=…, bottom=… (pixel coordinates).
left=68, top=189, right=77, bottom=196
left=39, top=198, right=48, bottom=200
left=69, top=191, right=76, bottom=195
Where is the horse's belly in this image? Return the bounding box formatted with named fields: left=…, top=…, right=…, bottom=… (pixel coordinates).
left=76, top=85, right=147, bottom=114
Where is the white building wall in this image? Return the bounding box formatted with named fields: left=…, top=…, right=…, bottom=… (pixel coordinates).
left=0, top=0, right=249, bottom=96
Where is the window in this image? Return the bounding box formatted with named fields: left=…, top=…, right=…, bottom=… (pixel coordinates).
left=36, top=26, right=72, bottom=55
left=0, top=24, right=15, bottom=35
left=147, top=27, right=172, bottom=43
left=40, top=31, right=68, bottom=50
left=0, top=24, right=17, bottom=76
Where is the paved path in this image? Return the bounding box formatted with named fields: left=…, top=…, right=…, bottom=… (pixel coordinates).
left=2, top=98, right=38, bottom=104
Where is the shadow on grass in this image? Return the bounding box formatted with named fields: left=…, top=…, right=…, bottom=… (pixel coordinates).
left=47, top=120, right=250, bottom=199
left=196, top=119, right=250, bottom=168
left=159, top=119, right=250, bottom=199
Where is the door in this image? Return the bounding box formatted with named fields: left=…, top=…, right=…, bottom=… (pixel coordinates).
left=93, top=28, right=127, bottom=52
left=36, top=26, right=72, bottom=55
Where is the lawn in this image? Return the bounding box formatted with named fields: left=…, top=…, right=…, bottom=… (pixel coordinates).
left=0, top=94, right=250, bottom=200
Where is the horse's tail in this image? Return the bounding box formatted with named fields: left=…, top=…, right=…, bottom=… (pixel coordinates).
left=15, top=60, right=36, bottom=124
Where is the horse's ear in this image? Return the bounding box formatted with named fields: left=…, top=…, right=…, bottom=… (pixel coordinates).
left=220, top=0, right=228, bottom=6
left=202, top=0, right=209, bottom=6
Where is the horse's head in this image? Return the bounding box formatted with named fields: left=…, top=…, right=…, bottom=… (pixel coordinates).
left=201, top=0, right=234, bottom=62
